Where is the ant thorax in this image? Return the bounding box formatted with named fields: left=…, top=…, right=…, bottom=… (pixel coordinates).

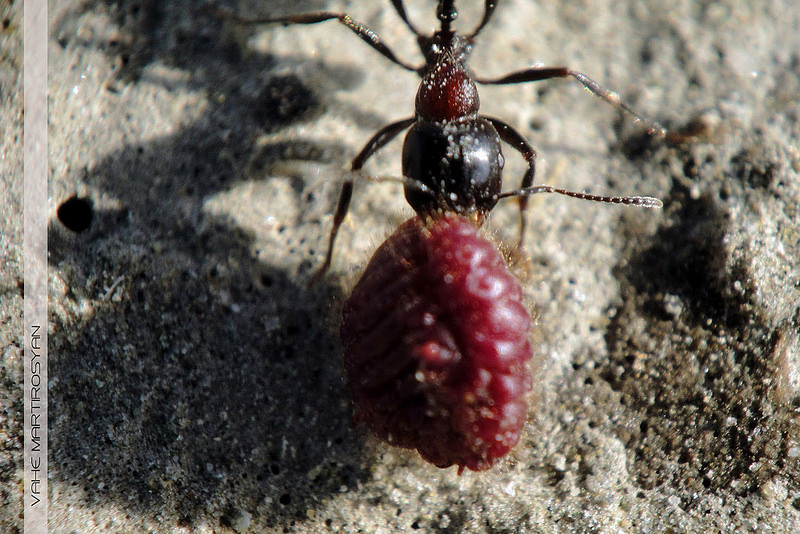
left=419, top=30, right=473, bottom=69
left=415, top=53, right=479, bottom=121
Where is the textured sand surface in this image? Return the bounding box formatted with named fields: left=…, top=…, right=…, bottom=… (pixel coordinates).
left=2, top=0, right=799, bottom=532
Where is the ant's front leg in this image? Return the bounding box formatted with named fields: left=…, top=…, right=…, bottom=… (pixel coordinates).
left=484, top=117, right=536, bottom=249
left=477, top=67, right=665, bottom=136
left=308, top=118, right=415, bottom=286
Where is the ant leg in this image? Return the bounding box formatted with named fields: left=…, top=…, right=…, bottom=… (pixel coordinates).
left=476, top=67, right=665, bottom=135
left=350, top=117, right=416, bottom=171
left=485, top=117, right=536, bottom=249
left=466, top=0, right=500, bottom=40
left=207, top=7, right=422, bottom=74
left=309, top=118, right=415, bottom=286
left=390, top=0, right=425, bottom=38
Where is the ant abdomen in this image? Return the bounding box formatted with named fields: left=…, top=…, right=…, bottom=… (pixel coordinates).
left=402, top=117, right=504, bottom=218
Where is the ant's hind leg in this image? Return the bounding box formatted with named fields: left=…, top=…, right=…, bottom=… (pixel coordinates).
left=308, top=118, right=415, bottom=286
left=390, top=0, right=425, bottom=38
left=485, top=117, right=537, bottom=250
left=477, top=67, right=665, bottom=136
left=206, top=6, right=421, bottom=73
left=389, top=0, right=499, bottom=49
left=466, top=0, right=500, bottom=40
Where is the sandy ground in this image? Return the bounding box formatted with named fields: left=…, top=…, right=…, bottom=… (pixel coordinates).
left=2, top=0, right=800, bottom=532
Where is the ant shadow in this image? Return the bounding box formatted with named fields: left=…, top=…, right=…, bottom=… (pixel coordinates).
left=49, top=0, right=400, bottom=528
left=601, top=180, right=796, bottom=497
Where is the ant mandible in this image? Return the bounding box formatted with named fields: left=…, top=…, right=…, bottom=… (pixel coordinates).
left=210, top=0, right=665, bottom=283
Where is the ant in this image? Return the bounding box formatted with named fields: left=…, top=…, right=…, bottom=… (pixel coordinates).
left=209, top=0, right=665, bottom=283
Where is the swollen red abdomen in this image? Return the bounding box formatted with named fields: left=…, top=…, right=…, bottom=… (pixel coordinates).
left=340, top=215, right=533, bottom=472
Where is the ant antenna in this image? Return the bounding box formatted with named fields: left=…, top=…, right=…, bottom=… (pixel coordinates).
left=497, top=185, right=663, bottom=208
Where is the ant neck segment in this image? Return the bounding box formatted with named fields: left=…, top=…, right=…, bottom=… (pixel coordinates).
left=437, top=0, right=457, bottom=33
